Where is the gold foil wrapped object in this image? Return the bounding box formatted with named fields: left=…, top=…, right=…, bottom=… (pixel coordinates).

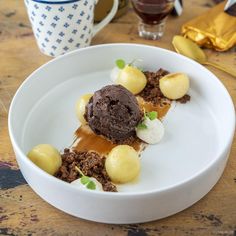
left=182, top=2, right=236, bottom=51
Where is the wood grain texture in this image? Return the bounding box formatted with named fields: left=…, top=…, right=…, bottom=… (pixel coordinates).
left=0, top=0, right=236, bottom=235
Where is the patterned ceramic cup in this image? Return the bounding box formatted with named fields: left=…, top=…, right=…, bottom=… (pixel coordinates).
left=24, top=0, right=119, bottom=57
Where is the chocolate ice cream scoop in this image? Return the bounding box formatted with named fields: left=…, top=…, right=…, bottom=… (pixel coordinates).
left=85, top=85, right=142, bottom=143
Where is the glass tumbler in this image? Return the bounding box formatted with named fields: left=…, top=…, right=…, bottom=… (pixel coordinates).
left=131, top=0, right=175, bottom=40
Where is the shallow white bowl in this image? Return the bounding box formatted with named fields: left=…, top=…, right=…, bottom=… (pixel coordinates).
left=9, top=44, right=235, bottom=224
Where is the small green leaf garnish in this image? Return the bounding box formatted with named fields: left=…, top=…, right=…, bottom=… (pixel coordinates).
left=127, top=59, right=144, bottom=71
left=137, top=111, right=158, bottom=130
left=75, top=166, right=96, bottom=190
left=128, top=59, right=136, bottom=66
left=128, top=59, right=141, bottom=66
left=137, top=67, right=144, bottom=72
left=146, top=111, right=158, bottom=120
left=75, top=166, right=83, bottom=175
left=86, top=181, right=96, bottom=190
left=143, top=111, right=147, bottom=119
left=80, top=176, right=90, bottom=185
left=116, top=59, right=126, bottom=69
left=137, top=123, right=147, bottom=129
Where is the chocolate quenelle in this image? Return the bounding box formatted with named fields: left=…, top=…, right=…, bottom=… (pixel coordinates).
left=85, top=85, right=142, bottom=143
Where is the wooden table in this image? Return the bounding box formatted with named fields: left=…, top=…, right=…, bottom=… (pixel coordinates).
left=0, top=0, right=235, bottom=235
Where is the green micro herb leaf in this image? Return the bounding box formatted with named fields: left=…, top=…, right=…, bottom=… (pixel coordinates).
left=128, top=59, right=144, bottom=71
left=86, top=181, right=96, bottom=190
left=116, top=59, right=126, bottom=69
left=75, top=166, right=84, bottom=176
left=128, top=59, right=136, bottom=66
left=146, top=111, right=158, bottom=120
left=137, top=123, right=147, bottom=129
left=137, top=67, right=144, bottom=72
left=75, top=166, right=96, bottom=190
left=80, top=176, right=90, bottom=185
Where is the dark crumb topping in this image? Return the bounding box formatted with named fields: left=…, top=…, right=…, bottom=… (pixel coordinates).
left=139, top=69, right=190, bottom=104
left=55, top=149, right=117, bottom=192
left=176, top=94, right=191, bottom=103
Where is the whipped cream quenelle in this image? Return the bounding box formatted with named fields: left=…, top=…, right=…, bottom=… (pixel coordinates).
left=71, top=177, right=103, bottom=191
left=136, top=117, right=165, bottom=144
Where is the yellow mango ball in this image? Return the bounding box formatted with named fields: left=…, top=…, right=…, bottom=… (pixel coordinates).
left=159, top=73, right=190, bottom=100
left=116, top=65, right=147, bottom=94
left=27, top=144, right=62, bottom=175
left=75, top=94, right=93, bottom=125
left=105, top=145, right=140, bottom=183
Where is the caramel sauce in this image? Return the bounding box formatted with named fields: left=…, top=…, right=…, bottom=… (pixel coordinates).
left=72, top=97, right=171, bottom=156
left=136, top=96, right=171, bottom=119
left=73, top=125, right=142, bottom=155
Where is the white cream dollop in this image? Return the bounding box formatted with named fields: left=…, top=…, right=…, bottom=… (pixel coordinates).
left=110, top=67, right=121, bottom=82
left=71, top=177, right=103, bottom=191
left=136, top=118, right=165, bottom=144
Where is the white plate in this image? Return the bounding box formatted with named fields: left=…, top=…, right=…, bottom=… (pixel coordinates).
left=9, top=44, right=235, bottom=223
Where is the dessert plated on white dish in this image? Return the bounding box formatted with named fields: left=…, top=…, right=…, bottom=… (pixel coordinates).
left=8, top=44, right=235, bottom=224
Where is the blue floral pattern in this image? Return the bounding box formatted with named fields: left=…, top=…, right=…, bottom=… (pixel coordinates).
left=25, top=0, right=95, bottom=56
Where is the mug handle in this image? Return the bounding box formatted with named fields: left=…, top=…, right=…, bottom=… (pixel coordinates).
left=93, top=0, right=119, bottom=36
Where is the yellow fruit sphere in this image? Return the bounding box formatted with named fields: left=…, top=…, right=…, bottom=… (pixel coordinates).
left=159, top=73, right=190, bottom=100
left=27, top=144, right=62, bottom=175
left=105, top=145, right=140, bottom=183
left=116, top=65, right=147, bottom=94
left=75, top=94, right=93, bottom=125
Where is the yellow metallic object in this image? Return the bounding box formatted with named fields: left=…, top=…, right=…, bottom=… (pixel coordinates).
left=172, top=36, right=236, bottom=77
left=182, top=1, right=236, bottom=51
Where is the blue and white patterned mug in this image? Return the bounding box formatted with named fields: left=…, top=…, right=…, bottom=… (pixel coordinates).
left=24, top=0, right=119, bottom=57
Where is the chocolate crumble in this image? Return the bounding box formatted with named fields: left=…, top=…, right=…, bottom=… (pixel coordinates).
left=176, top=94, right=191, bottom=103
left=56, top=149, right=117, bottom=192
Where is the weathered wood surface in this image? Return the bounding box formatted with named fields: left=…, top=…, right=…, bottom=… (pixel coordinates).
left=0, top=0, right=236, bottom=235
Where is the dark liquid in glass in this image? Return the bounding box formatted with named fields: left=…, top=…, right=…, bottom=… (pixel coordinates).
left=132, top=0, right=174, bottom=25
